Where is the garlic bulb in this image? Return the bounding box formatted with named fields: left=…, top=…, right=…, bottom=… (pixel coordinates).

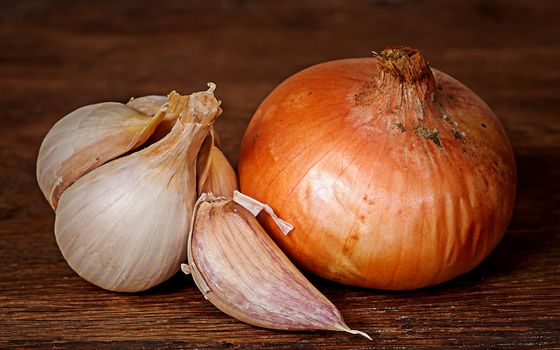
left=55, top=85, right=221, bottom=292
left=37, top=101, right=165, bottom=209
left=183, top=191, right=369, bottom=338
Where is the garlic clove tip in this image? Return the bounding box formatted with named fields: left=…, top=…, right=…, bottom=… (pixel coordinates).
left=340, top=326, right=372, bottom=340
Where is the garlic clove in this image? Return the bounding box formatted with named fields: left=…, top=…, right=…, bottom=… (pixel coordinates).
left=126, top=95, right=182, bottom=143
left=184, top=192, right=369, bottom=338
left=198, top=146, right=238, bottom=197
left=126, top=95, right=167, bottom=116
left=55, top=85, right=221, bottom=292
left=196, top=130, right=238, bottom=197
left=37, top=101, right=165, bottom=209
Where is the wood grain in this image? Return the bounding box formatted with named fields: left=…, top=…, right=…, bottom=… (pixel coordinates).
left=1, top=0, right=559, bottom=348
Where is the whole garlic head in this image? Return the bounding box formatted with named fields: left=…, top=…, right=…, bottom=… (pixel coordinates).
left=54, top=86, right=221, bottom=292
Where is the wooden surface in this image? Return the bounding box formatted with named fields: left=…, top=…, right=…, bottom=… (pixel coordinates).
left=1, top=0, right=559, bottom=348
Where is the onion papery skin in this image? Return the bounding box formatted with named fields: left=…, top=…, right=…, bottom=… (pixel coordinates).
left=239, top=48, right=516, bottom=290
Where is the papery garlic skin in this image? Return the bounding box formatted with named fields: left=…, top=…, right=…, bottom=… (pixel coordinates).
left=55, top=87, right=221, bottom=292
left=37, top=102, right=164, bottom=209
left=184, top=193, right=369, bottom=338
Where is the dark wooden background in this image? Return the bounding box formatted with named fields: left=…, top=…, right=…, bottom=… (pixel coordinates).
left=1, top=0, right=559, bottom=348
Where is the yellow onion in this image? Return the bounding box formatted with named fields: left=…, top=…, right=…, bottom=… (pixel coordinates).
left=238, top=46, right=516, bottom=290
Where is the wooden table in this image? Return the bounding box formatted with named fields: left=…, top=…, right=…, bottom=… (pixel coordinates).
left=1, top=1, right=559, bottom=348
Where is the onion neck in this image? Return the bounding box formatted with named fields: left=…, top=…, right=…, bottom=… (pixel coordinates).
left=376, top=46, right=437, bottom=112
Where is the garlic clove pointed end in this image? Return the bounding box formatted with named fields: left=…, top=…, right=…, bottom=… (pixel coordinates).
left=338, top=325, right=372, bottom=340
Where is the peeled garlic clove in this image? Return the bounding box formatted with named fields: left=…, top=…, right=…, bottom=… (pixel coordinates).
left=183, top=192, right=369, bottom=338
left=196, top=130, right=238, bottom=197
left=55, top=85, right=221, bottom=292
left=37, top=102, right=165, bottom=209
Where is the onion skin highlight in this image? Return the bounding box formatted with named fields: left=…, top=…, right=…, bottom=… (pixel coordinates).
left=239, top=47, right=516, bottom=290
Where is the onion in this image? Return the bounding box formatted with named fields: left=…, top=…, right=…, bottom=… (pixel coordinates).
left=238, top=46, right=516, bottom=290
